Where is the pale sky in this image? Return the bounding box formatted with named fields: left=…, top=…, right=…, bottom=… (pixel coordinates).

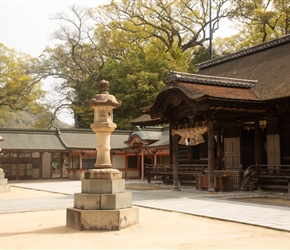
left=0, top=0, right=109, bottom=57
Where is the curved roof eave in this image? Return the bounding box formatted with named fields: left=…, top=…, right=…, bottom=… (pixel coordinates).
left=124, top=130, right=163, bottom=144
left=143, top=87, right=202, bottom=115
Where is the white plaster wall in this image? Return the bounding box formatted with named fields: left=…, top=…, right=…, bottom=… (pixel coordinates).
left=126, top=170, right=139, bottom=178
left=32, top=152, right=40, bottom=158
left=267, top=134, right=281, bottom=165
left=112, top=155, right=125, bottom=169
left=63, top=168, right=69, bottom=177
left=42, top=152, right=52, bottom=178
left=32, top=169, right=39, bottom=179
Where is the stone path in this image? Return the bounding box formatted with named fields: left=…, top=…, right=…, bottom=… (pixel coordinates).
left=4, top=179, right=290, bottom=232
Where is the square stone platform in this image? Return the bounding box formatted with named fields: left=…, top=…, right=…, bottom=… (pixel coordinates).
left=66, top=169, right=139, bottom=231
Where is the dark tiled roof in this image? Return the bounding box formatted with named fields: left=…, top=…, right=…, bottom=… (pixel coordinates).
left=197, top=34, right=290, bottom=70
left=0, top=129, right=66, bottom=151
left=143, top=128, right=170, bottom=148
left=0, top=128, right=131, bottom=151
left=130, top=114, right=161, bottom=126
left=196, top=35, right=290, bottom=100
left=165, top=71, right=260, bottom=101
left=57, top=129, right=130, bottom=150
left=0, top=128, right=169, bottom=151
left=58, top=129, right=96, bottom=149
left=125, top=127, right=163, bottom=144
left=177, top=82, right=260, bottom=100
left=167, top=71, right=256, bottom=88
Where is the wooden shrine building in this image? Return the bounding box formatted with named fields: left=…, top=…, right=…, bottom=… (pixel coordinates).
left=141, top=34, right=290, bottom=192
left=0, top=127, right=169, bottom=180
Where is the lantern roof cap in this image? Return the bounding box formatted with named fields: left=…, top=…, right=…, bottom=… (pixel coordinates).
left=87, top=80, right=121, bottom=108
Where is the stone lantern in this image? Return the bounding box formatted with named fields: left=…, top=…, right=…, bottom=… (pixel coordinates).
left=87, top=80, right=121, bottom=168
left=66, top=80, right=139, bottom=231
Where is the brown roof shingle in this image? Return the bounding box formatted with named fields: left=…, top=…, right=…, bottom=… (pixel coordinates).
left=196, top=34, right=290, bottom=100
left=165, top=71, right=260, bottom=101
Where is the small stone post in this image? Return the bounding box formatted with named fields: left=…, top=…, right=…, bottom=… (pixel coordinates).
left=0, top=168, right=10, bottom=193
left=0, top=136, right=10, bottom=192
left=66, top=80, right=139, bottom=230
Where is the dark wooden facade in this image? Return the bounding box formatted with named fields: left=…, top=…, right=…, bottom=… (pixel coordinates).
left=142, top=34, right=290, bottom=192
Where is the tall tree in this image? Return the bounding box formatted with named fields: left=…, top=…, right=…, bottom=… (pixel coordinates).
left=94, top=0, right=240, bottom=54
left=99, top=35, right=190, bottom=129
left=213, top=34, right=248, bottom=56
left=39, top=4, right=193, bottom=129
left=273, top=0, right=290, bottom=35
left=39, top=5, right=104, bottom=128
left=38, top=2, right=243, bottom=129
left=229, top=0, right=290, bottom=46
left=0, top=43, right=44, bottom=115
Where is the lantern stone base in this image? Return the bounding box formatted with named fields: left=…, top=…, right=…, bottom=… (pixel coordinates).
left=82, top=179, right=125, bottom=194
left=66, top=169, right=139, bottom=231
left=66, top=207, right=139, bottom=231
left=0, top=184, right=10, bottom=193
left=74, top=192, right=133, bottom=210
left=0, top=170, right=10, bottom=193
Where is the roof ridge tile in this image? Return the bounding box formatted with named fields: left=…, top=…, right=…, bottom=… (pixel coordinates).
left=167, top=71, right=257, bottom=89
left=196, top=34, right=290, bottom=70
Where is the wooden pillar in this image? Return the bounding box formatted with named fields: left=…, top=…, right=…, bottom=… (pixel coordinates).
left=141, top=150, right=145, bottom=180
left=216, top=127, right=222, bottom=170
left=39, top=152, right=43, bottom=179
left=80, top=154, right=83, bottom=170
left=255, top=118, right=261, bottom=188
left=255, top=118, right=261, bottom=166
left=60, top=152, right=63, bottom=178
left=208, top=120, right=215, bottom=192
left=172, top=134, right=180, bottom=191
left=153, top=151, right=157, bottom=165
left=16, top=153, right=19, bottom=180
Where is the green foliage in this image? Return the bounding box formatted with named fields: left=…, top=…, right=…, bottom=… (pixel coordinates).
left=99, top=35, right=189, bottom=129
left=0, top=43, right=44, bottom=112
left=34, top=1, right=290, bottom=130
left=71, top=105, right=94, bottom=129
left=35, top=2, right=241, bottom=129
left=95, top=0, right=236, bottom=52
left=229, top=0, right=290, bottom=48
left=39, top=6, right=103, bottom=128
left=213, top=35, right=251, bottom=56
left=189, top=46, right=219, bottom=71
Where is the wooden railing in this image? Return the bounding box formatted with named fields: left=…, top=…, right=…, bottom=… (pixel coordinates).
left=241, top=165, right=290, bottom=192
left=145, top=164, right=243, bottom=190
left=145, top=164, right=206, bottom=184
left=212, top=170, right=242, bottom=189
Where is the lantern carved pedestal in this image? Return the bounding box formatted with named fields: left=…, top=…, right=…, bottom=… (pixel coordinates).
left=66, top=80, right=139, bottom=231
